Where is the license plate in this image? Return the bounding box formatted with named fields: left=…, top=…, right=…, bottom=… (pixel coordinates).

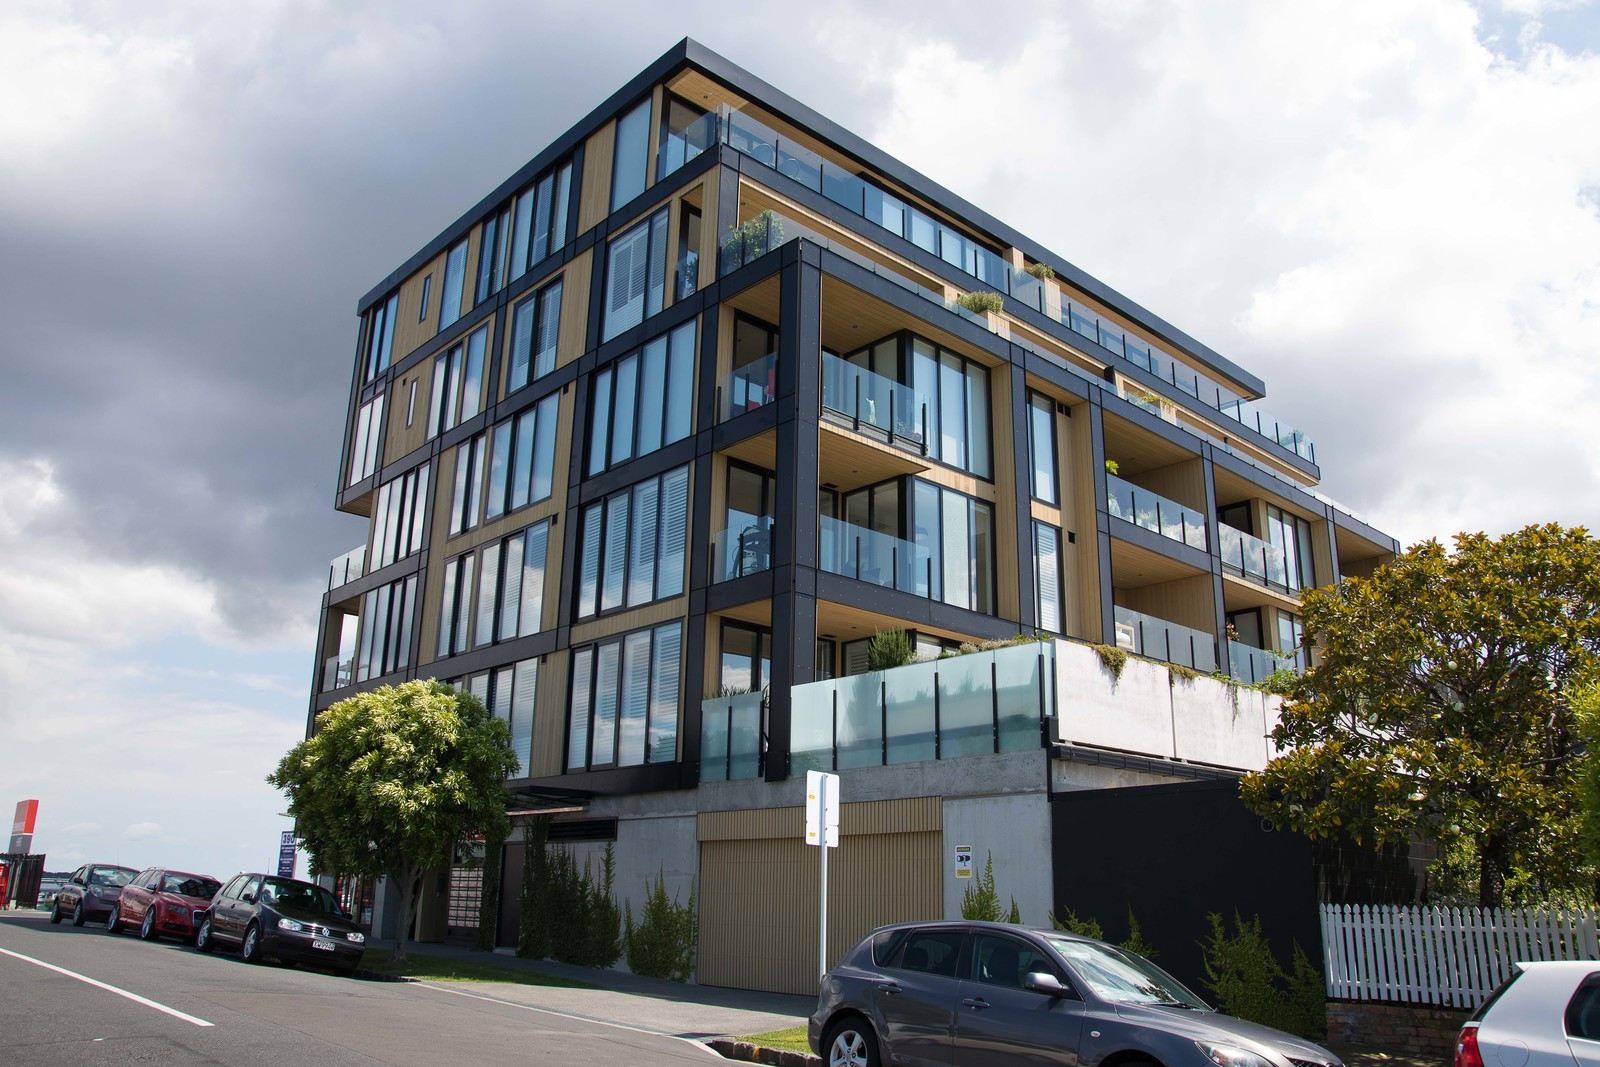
left=312, top=938, right=336, bottom=951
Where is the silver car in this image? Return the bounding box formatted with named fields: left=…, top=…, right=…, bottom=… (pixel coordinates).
left=1457, top=960, right=1600, bottom=1067
left=810, top=920, right=1343, bottom=1067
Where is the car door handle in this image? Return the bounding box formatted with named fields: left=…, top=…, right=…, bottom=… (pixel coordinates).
left=962, top=998, right=991, bottom=1011
left=876, top=981, right=901, bottom=997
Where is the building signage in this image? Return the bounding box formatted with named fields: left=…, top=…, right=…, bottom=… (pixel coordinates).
left=277, top=831, right=297, bottom=878
left=9, top=799, right=38, bottom=854
left=954, top=845, right=973, bottom=879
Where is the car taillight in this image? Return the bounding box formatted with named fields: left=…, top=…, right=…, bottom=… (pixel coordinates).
left=1456, top=1024, right=1483, bottom=1067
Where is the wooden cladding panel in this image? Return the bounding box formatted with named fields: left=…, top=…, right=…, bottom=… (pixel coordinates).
left=697, top=797, right=942, bottom=995
left=528, top=650, right=569, bottom=779
left=558, top=252, right=593, bottom=373
left=578, top=122, right=615, bottom=235
left=391, top=250, right=447, bottom=365
left=1115, top=573, right=1217, bottom=634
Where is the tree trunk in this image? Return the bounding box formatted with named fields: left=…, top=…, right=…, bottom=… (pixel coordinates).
left=392, top=862, right=421, bottom=963
left=1478, top=837, right=1508, bottom=909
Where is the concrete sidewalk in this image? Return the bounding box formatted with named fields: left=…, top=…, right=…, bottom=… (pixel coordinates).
left=370, top=937, right=815, bottom=1041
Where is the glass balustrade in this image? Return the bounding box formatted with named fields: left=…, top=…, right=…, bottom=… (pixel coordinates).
left=712, top=518, right=775, bottom=582
left=1105, top=474, right=1208, bottom=551
left=1217, top=524, right=1291, bottom=593
left=786, top=641, right=1052, bottom=773
left=657, top=109, right=719, bottom=182
left=820, top=352, right=927, bottom=450
left=818, top=515, right=934, bottom=596
left=328, top=545, right=365, bottom=589
left=1112, top=606, right=1218, bottom=673
left=718, top=353, right=778, bottom=422
left=322, top=655, right=354, bottom=692
left=699, top=691, right=765, bottom=782
left=1228, top=641, right=1299, bottom=685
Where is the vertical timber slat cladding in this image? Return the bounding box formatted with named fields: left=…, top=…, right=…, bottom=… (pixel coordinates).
left=578, top=123, right=615, bottom=235
left=697, top=797, right=941, bottom=995
left=556, top=252, right=591, bottom=372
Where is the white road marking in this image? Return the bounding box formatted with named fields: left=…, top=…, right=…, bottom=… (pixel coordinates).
left=411, top=981, right=723, bottom=1057
left=0, top=946, right=215, bottom=1028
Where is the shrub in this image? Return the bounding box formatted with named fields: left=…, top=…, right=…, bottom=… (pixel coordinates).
left=1024, top=262, right=1055, bottom=280
left=1104, top=459, right=1120, bottom=475
left=1049, top=908, right=1103, bottom=940
left=624, top=871, right=697, bottom=982
left=1092, top=643, right=1128, bottom=681
left=474, top=825, right=507, bottom=952
left=954, top=290, right=1004, bottom=315
left=1169, top=664, right=1200, bottom=684
left=517, top=816, right=553, bottom=959
left=1121, top=909, right=1159, bottom=960
left=867, top=628, right=916, bottom=671
left=1199, top=911, right=1325, bottom=1041
left=961, top=852, right=1018, bottom=922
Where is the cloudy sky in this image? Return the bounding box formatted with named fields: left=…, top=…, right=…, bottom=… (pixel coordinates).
left=2, top=0, right=1596, bottom=881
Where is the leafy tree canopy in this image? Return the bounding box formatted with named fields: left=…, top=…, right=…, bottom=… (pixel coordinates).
left=1240, top=524, right=1600, bottom=907
left=268, top=679, right=517, bottom=959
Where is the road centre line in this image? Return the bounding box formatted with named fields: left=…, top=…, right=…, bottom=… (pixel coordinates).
left=412, top=981, right=723, bottom=1057
left=0, top=946, right=215, bottom=1028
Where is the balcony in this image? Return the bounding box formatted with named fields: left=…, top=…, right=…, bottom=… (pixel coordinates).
left=700, top=691, right=765, bottom=782
left=1228, top=641, right=1299, bottom=685
left=328, top=545, right=365, bottom=590
left=821, top=352, right=927, bottom=452
left=1217, top=524, right=1295, bottom=595
left=788, top=640, right=1051, bottom=775
left=712, top=519, right=773, bottom=583
left=818, top=515, right=933, bottom=597
left=1106, top=474, right=1208, bottom=552
left=1113, top=606, right=1218, bottom=673
left=717, top=353, right=777, bottom=423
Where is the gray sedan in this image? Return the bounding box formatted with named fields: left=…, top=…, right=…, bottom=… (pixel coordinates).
left=1457, top=960, right=1600, bottom=1067
left=809, top=920, right=1343, bottom=1067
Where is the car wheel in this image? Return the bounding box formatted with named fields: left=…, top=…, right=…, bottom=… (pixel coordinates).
left=824, top=1016, right=881, bottom=1067
left=49, top=900, right=63, bottom=924
left=105, top=904, right=121, bottom=933
left=241, top=923, right=262, bottom=964
left=139, top=908, right=158, bottom=941
left=71, top=900, right=86, bottom=927
left=195, top=918, right=214, bottom=953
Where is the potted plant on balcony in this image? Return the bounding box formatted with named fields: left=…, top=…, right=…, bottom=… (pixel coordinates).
left=720, top=211, right=783, bottom=272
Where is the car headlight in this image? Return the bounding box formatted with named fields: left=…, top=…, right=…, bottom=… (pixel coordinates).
left=347, top=931, right=365, bottom=944
left=277, top=918, right=306, bottom=932
left=1197, top=1041, right=1275, bottom=1067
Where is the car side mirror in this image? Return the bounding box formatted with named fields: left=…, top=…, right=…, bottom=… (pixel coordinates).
left=1024, top=971, right=1070, bottom=998
left=241, top=893, right=256, bottom=904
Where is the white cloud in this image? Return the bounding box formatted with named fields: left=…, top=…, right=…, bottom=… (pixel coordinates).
left=123, top=822, right=164, bottom=841
left=820, top=0, right=1600, bottom=546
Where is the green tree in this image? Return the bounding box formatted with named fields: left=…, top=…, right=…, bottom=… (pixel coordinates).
left=267, top=680, right=517, bottom=962
left=1241, top=525, right=1600, bottom=906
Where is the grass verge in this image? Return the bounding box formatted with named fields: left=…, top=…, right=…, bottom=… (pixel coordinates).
left=360, top=949, right=596, bottom=988
left=734, top=1026, right=811, bottom=1054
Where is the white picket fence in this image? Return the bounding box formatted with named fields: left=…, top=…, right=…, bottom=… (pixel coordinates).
left=1321, top=903, right=1600, bottom=1008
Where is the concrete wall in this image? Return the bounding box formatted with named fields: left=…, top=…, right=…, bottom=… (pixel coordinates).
left=941, top=793, right=1052, bottom=925
left=1053, top=640, right=1282, bottom=771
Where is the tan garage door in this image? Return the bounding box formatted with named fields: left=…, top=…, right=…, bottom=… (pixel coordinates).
left=697, top=796, right=942, bottom=994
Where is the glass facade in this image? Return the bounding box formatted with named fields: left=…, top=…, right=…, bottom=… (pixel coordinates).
left=611, top=98, right=653, bottom=209
left=438, top=238, right=469, bottom=330
left=1034, top=521, right=1063, bottom=634
left=567, top=621, right=682, bottom=771
left=912, top=338, right=991, bottom=478
left=506, top=278, right=562, bottom=394
left=356, top=575, right=416, bottom=682
left=587, top=320, right=696, bottom=475
left=575, top=465, right=689, bottom=618
left=426, top=324, right=488, bottom=439
left=1027, top=391, right=1057, bottom=504
left=370, top=464, right=430, bottom=570
left=603, top=206, right=670, bottom=341
left=484, top=390, right=560, bottom=521
left=348, top=394, right=385, bottom=487
left=447, top=433, right=485, bottom=537
left=363, top=293, right=397, bottom=383
left=1266, top=505, right=1317, bottom=592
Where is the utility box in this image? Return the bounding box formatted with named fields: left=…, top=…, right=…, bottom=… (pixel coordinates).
left=1, top=854, right=46, bottom=909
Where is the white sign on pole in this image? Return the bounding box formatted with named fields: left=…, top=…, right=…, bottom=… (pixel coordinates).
left=954, top=845, right=973, bottom=878
left=805, top=770, right=840, bottom=848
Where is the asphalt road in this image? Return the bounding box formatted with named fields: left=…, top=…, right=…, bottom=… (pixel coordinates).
left=0, top=910, right=783, bottom=1066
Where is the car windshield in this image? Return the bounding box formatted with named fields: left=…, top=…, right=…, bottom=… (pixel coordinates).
left=89, top=867, right=134, bottom=887
left=1044, top=936, right=1211, bottom=1010
left=162, top=873, right=221, bottom=898
left=259, top=878, right=343, bottom=917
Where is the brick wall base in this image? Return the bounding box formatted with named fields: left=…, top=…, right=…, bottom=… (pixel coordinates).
left=1327, top=1000, right=1468, bottom=1062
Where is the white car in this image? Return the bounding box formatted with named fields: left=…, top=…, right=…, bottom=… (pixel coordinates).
left=1457, top=961, right=1600, bottom=1067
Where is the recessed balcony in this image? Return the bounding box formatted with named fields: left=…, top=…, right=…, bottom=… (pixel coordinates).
left=1106, top=474, right=1208, bottom=553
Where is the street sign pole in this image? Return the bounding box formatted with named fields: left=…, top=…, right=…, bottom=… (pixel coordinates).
left=818, top=772, right=828, bottom=981
left=805, top=770, right=840, bottom=980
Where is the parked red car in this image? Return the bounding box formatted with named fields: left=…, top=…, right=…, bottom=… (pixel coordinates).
left=107, top=868, right=222, bottom=944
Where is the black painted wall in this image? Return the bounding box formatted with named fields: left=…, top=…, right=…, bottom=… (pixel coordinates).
left=1050, top=777, right=1318, bottom=997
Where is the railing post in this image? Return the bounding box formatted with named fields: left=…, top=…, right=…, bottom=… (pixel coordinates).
left=853, top=535, right=862, bottom=581
left=920, top=403, right=929, bottom=456
left=891, top=542, right=899, bottom=592
left=888, top=388, right=896, bottom=439
left=853, top=373, right=862, bottom=433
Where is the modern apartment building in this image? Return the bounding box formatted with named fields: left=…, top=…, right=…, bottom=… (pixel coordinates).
left=310, top=39, right=1397, bottom=993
